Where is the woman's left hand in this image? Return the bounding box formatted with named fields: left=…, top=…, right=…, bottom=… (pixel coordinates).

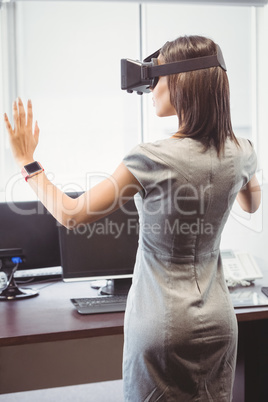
left=4, top=98, right=40, bottom=168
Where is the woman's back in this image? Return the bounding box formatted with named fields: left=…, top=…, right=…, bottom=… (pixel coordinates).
left=125, top=136, right=256, bottom=258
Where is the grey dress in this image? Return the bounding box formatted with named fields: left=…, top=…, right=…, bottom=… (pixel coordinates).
left=122, top=137, right=257, bottom=402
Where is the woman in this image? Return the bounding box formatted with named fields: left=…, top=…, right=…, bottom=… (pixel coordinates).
left=4, top=35, right=260, bottom=401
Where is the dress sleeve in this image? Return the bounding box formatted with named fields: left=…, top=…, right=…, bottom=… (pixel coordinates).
left=241, top=139, right=258, bottom=186
left=123, top=145, right=151, bottom=198
left=123, top=144, right=166, bottom=198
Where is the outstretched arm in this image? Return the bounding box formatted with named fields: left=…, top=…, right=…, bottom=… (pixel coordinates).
left=236, top=174, right=261, bottom=213
left=4, top=98, right=141, bottom=228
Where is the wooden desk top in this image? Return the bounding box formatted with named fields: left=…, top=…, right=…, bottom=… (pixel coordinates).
left=0, top=281, right=125, bottom=347
left=1, top=268, right=268, bottom=347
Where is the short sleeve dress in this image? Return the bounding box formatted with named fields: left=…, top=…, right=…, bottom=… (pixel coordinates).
left=122, top=137, right=257, bottom=402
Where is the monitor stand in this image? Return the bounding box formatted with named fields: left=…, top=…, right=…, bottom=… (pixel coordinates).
left=0, top=252, right=39, bottom=300
left=0, top=276, right=39, bottom=300
left=98, top=278, right=132, bottom=296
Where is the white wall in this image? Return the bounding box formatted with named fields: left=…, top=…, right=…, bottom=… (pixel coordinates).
left=257, top=5, right=268, bottom=182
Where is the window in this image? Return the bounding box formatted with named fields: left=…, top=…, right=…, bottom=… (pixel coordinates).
left=0, top=1, right=140, bottom=200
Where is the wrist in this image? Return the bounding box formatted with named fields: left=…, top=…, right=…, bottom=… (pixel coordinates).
left=18, top=158, right=35, bottom=169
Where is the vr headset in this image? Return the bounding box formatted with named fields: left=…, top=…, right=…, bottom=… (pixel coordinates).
left=121, top=44, right=226, bottom=95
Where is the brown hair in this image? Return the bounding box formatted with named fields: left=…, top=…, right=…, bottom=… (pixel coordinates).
left=160, top=35, right=239, bottom=155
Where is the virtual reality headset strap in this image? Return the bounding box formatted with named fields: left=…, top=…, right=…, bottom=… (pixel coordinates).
left=143, top=44, right=226, bottom=80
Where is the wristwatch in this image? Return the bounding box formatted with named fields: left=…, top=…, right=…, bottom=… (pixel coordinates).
left=21, top=161, right=44, bottom=182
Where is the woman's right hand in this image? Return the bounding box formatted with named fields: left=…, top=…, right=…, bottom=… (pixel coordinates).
left=4, top=98, right=39, bottom=168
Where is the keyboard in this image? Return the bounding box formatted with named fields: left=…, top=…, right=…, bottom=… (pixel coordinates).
left=14, top=266, right=62, bottom=281
left=71, top=294, right=128, bottom=315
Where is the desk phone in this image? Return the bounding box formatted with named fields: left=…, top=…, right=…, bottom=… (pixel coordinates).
left=221, top=250, right=263, bottom=282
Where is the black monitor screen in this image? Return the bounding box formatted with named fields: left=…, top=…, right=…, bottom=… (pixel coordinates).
left=58, top=199, right=139, bottom=282
left=0, top=200, right=61, bottom=271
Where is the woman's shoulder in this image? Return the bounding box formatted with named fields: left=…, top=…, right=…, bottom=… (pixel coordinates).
left=235, top=137, right=254, bottom=148
left=227, top=137, right=256, bottom=160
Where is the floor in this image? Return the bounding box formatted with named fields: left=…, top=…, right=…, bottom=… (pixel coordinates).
left=0, top=380, right=124, bottom=402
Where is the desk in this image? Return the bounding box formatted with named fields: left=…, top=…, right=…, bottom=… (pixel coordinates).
left=1, top=273, right=268, bottom=401
left=0, top=281, right=125, bottom=394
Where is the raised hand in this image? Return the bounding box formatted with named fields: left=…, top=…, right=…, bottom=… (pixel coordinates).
left=4, top=98, right=39, bottom=168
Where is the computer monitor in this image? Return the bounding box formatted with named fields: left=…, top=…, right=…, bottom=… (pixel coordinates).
left=0, top=200, right=61, bottom=300
left=58, top=198, right=139, bottom=295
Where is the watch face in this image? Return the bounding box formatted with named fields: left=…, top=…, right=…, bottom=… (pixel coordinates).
left=25, top=162, right=42, bottom=174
